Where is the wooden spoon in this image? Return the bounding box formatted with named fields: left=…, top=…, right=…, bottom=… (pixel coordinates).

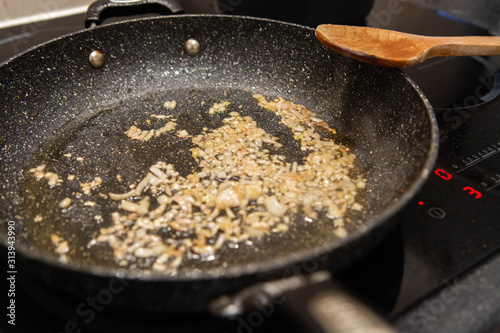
left=316, top=24, right=500, bottom=67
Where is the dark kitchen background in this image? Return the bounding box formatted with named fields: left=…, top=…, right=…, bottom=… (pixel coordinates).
left=1, top=0, right=499, bottom=332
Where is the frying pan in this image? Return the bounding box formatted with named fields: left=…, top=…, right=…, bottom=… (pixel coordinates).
left=0, top=0, right=438, bottom=331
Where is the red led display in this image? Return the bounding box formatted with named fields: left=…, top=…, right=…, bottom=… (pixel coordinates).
left=434, top=168, right=452, bottom=180
left=463, top=186, right=482, bottom=199
left=431, top=168, right=483, bottom=200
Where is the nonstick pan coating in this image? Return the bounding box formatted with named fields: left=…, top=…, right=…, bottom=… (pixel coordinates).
left=0, top=15, right=437, bottom=311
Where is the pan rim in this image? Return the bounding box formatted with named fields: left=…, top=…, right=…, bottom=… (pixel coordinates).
left=0, top=14, right=439, bottom=282
left=0, top=14, right=317, bottom=68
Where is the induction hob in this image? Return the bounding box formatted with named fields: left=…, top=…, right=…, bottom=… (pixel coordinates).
left=1, top=1, right=499, bottom=333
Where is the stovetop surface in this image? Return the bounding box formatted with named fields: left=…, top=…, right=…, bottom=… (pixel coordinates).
left=1, top=1, right=499, bottom=332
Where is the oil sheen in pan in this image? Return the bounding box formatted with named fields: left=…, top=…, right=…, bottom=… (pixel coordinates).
left=19, top=88, right=368, bottom=273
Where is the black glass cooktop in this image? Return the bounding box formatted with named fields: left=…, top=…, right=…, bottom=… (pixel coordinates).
left=1, top=1, right=499, bottom=333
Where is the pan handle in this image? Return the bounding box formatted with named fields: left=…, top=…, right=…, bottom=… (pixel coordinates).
left=85, top=0, right=184, bottom=28
left=282, top=275, right=398, bottom=333
left=209, top=271, right=397, bottom=333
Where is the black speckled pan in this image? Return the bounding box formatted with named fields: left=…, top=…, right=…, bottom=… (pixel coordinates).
left=0, top=15, right=438, bottom=313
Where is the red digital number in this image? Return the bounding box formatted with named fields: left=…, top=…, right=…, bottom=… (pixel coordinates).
left=434, top=169, right=452, bottom=180
left=463, top=186, right=482, bottom=199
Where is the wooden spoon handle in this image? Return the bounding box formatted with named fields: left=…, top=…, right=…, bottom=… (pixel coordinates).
left=425, top=36, right=500, bottom=57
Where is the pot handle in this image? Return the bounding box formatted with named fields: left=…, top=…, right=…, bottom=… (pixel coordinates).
left=209, top=271, right=397, bottom=333
left=85, top=0, right=184, bottom=28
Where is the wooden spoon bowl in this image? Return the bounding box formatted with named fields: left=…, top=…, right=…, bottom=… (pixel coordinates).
left=316, top=24, right=500, bottom=67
